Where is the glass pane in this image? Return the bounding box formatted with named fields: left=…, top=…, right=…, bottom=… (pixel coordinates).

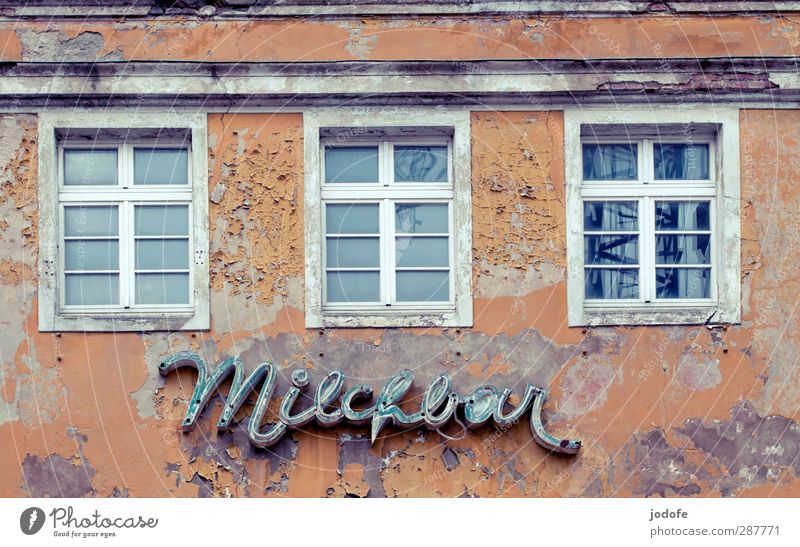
left=656, top=268, right=711, bottom=299
left=64, top=274, right=119, bottom=305
left=134, top=148, right=189, bottom=185
left=582, top=143, right=637, bottom=181
left=326, top=271, right=380, bottom=303
left=655, top=201, right=710, bottom=231
left=396, top=271, right=449, bottom=302
left=136, top=273, right=190, bottom=305
left=395, top=237, right=449, bottom=267
left=654, top=144, right=710, bottom=180
left=324, top=146, right=379, bottom=183
left=583, top=201, right=638, bottom=231
left=584, top=235, right=638, bottom=265
left=63, top=149, right=117, bottom=186
left=395, top=203, right=448, bottom=233
left=65, top=240, right=118, bottom=271
left=394, top=146, right=448, bottom=182
left=656, top=235, right=711, bottom=265
left=325, top=204, right=379, bottom=234
left=64, top=206, right=118, bottom=237
left=326, top=237, right=379, bottom=268
left=135, top=205, right=189, bottom=236
left=136, top=239, right=190, bottom=270
left=584, top=268, right=638, bottom=299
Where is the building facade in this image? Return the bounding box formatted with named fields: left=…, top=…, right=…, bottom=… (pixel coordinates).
left=1, top=0, right=799, bottom=497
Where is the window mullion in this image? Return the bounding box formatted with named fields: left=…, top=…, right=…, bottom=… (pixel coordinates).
left=382, top=141, right=390, bottom=187
left=120, top=143, right=129, bottom=189
left=117, top=200, right=130, bottom=308
left=642, top=196, right=655, bottom=303
left=383, top=198, right=395, bottom=306
left=385, top=141, right=394, bottom=186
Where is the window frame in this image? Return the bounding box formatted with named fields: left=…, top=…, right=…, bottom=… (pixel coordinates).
left=304, top=108, right=472, bottom=328
left=321, top=137, right=455, bottom=311
left=38, top=111, right=209, bottom=332
left=564, top=108, right=741, bottom=327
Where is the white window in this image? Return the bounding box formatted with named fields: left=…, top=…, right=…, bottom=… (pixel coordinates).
left=304, top=109, right=472, bottom=328
left=38, top=112, right=209, bottom=332
left=565, top=109, right=741, bottom=326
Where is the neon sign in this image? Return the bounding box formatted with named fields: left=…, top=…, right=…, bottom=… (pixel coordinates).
left=159, top=352, right=581, bottom=455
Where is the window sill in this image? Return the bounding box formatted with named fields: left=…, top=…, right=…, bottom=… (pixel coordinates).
left=314, top=309, right=469, bottom=329
left=571, top=305, right=738, bottom=327
left=39, top=310, right=209, bottom=332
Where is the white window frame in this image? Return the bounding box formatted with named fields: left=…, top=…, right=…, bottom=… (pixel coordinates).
left=38, top=111, right=209, bottom=332
left=304, top=108, right=472, bottom=328
left=565, top=108, right=741, bottom=327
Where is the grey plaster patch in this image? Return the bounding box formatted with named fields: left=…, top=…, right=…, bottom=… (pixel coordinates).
left=209, top=276, right=304, bottom=336
left=337, top=433, right=386, bottom=497
left=132, top=334, right=194, bottom=419
left=21, top=453, right=96, bottom=497
left=18, top=29, right=122, bottom=62
left=210, top=182, right=226, bottom=204
left=679, top=402, right=800, bottom=480
left=622, top=428, right=705, bottom=498
left=475, top=261, right=564, bottom=298
left=16, top=365, right=68, bottom=428
left=441, top=446, right=460, bottom=471
left=675, top=354, right=722, bottom=391
left=344, top=27, right=378, bottom=60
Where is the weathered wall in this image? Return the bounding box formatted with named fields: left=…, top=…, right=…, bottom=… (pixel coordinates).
left=4, top=16, right=800, bottom=63
left=1, top=106, right=799, bottom=497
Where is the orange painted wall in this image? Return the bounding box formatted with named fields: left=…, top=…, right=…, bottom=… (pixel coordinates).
left=0, top=103, right=799, bottom=496
left=3, top=16, right=800, bottom=63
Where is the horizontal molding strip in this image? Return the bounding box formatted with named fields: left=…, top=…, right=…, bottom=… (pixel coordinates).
left=0, top=58, right=797, bottom=106
left=5, top=1, right=800, bottom=19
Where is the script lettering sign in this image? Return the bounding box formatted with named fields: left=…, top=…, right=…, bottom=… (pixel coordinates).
left=159, top=352, right=581, bottom=455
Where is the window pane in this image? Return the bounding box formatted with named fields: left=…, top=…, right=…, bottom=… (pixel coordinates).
left=656, top=235, right=711, bottom=265
left=583, top=201, right=638, bottom=231
left=134, top=148, right=189, bottom=185
left=135, top=273, right=190, bottom=305
left=584, top=268, right=638, bottom=299
left=63, top=149, right=117, bottom=185
left=135, top=205, right=189, bottom=236
left=326, top=238, right=380, bottom=268
left=582, top=143, right=637, bottom=181
left=394, top=146, right=448, bottom=182
left=136, top=239, right=190, bottom=270
left=65, top=274, right=119, bottom=305
left=324, top=146, right=379, bottom=183
left=326, top=271, right=380, bottom=302
left=326, top=204, right=379, bottom=234
left=395, top=237, right=449, bottom=267
left=656, top=268, right=711, bottom=299
left=65, top=240, right=118, bottom=271
left=395, top=203, right=448, bottom=233
left=64, top=206, right=118, bottom=237
left=654, top=144, right=709, bottom=180
left=396, top=271, right=449, bottom=302
left=584, top=235, right=638, bottom=265
left=655, top=201, right=710, bottom=231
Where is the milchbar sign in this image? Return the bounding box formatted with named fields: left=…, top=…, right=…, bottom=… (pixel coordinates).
left=159, top=352, right=581, bottom=455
